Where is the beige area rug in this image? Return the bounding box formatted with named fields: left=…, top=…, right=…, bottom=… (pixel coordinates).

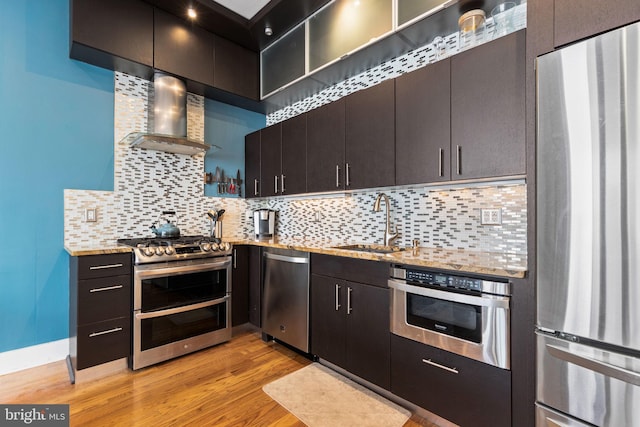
left=263, top=363, right=411, bottom=427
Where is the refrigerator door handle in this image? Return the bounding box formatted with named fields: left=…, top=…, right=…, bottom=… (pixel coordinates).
left=547, top=344, right=640, bottom=386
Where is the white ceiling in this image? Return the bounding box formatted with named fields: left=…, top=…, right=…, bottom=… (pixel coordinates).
left=212, top=0, right=271, bottom=19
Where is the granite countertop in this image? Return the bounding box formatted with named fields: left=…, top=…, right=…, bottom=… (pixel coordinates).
left=225, top=236, right=527, bottom=279
left=64, top=243, right=132, bottom=257
left=65, top=236, right=527, bottom=279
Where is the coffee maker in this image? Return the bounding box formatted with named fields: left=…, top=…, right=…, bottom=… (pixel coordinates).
left=254, top=209, right=276, bottom=238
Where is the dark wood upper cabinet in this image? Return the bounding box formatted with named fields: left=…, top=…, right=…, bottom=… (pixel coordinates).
left=153, top=9, right=215, bottom=88
left=70, top=0, right=153, bottom=78
left=281, top=114, right=307, bottom=195
left=245, top=131, right=261, bottom=198
left=214, top=36, right=259, bottom=101
left=395, top=59, right=451, bottom=185
left=451, top=30, right=526, bottom=180
left=345, top=79, right=395, bottom=190
left=554, top=0, right=640, bottom=48
left=306, top=99, right=346, bottom=193
left=260, top=123, right=282, bottom=197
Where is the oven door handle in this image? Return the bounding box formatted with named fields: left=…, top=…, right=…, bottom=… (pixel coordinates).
left=135, top=258, right=232, bottom=279
left=388, top=278, right=510, bottom=309
left=135, top=296, right=229, bottom=320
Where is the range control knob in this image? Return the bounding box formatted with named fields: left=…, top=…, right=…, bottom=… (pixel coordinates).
left=164, top=246, right=175, bottom=255
left=201, top=243, right=211, bottom=252
left=155, top=247, right=164, bottom=256
left=142, top=247, right=154, bottom=257
left=210, top=242, right=220, bottom=251
left=219, top=242, right=230, bottom=251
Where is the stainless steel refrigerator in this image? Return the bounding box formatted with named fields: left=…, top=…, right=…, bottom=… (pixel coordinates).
left=536, top=21, right=640, bottom=426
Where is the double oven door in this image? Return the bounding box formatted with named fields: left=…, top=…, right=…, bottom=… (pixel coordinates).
left=132, top=256, right=232, bottom=370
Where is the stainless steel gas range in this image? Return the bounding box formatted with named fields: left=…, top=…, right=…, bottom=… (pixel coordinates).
left=117, top=236, right=233, bottom=370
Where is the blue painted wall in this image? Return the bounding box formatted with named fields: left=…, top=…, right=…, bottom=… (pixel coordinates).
left=0, top=0, right=265, bottom=354
left=203, top=99, right=264, bottom=198
left=0, top=1, right=115, bottom=352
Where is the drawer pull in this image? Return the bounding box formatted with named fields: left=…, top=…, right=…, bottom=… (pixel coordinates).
left=89, top=285, right=123, bottom=293
left=89, top=263, right=124, bottom=270
left=89, top=327, right=123, bottom=338
left=422, top=358, right=458, bottom=374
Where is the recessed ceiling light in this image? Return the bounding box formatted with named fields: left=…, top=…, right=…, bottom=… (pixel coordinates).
left=187, top=7, right=197, bottom=19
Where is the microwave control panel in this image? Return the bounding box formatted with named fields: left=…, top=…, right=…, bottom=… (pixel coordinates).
left=391, top=266, right=511, bottom=296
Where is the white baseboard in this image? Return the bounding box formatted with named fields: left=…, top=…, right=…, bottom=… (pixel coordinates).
left=0, top=339, right=69, bottom=376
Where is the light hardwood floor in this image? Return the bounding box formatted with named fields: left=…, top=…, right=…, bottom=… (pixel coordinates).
left=0, top=327, right=435, bottom=426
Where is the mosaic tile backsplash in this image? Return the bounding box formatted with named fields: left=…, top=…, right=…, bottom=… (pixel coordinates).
left=64, top=6, right=528, bottom=257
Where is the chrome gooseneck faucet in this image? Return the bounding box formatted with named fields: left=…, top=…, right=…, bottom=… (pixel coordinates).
left=373, top=193, right=399, bottom=246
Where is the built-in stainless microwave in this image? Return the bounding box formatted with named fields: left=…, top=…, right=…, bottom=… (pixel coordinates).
left=389, top=266, right=511, bottom=369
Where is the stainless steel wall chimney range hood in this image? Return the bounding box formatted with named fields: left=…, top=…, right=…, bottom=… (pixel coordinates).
left=123, top=73, right=219, bottom=156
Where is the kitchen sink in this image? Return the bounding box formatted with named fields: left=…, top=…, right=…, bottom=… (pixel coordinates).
left=331, top=244, right=406, bottom=254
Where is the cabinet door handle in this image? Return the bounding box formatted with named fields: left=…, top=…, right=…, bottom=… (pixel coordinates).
left=347, top=287, right=353, bottom=315
left=89, top=284, right=123, bottom=293
left=281, top=174, right=286, bottom=193
left=345, top=163, right=351, bottom=187
left=254, top=179, right=259, bottom=196
left=438, top=148, right=444, bottom=177
left=89, top=263, right=123, bottom=270
left=335, top=165, right=341, bottom=188
left=233, top=249, right=237, bottom=269
left=456, top=145, right=461, bottom=175
left=422, top=358, right=459, bottom=374
left=335, top=284, right=341, bottom=311
left=274, top=175, right=279, bottom=194
left=89, top=327, right=123, bottom=338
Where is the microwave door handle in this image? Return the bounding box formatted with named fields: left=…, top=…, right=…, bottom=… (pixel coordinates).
left=546, top=344, right=640, bottom=387
left=136, top=296, right=229, bottom=320
left=388, top=278, right=510, bottom=309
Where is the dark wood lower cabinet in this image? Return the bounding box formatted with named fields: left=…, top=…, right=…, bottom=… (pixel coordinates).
left=310, top=255, right=390, bottom=390
left=232, top=246, right=250, bottom=326
left=248, top=246, right=262, bottom=327
left=391, top=334, right=511, bottom=427
left=76, top=317, right=131, bottom=370
left=69, top=253, right=132, bottom=373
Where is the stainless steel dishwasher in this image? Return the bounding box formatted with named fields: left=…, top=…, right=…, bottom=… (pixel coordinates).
left=262, top=248, right=310, bottom=352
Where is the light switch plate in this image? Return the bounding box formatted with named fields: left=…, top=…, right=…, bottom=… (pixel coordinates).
left=84, top=208, right=97, bottom=222
left=481, top=208, right=502, bottom=225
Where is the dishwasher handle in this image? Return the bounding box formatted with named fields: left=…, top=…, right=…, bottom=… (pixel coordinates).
left=264, top=252, right=309, bottom=264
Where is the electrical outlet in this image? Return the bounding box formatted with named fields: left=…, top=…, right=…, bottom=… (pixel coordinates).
left=481, top=208, right=502, bottom=225
left=84, top=208, right=97, bottom=223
